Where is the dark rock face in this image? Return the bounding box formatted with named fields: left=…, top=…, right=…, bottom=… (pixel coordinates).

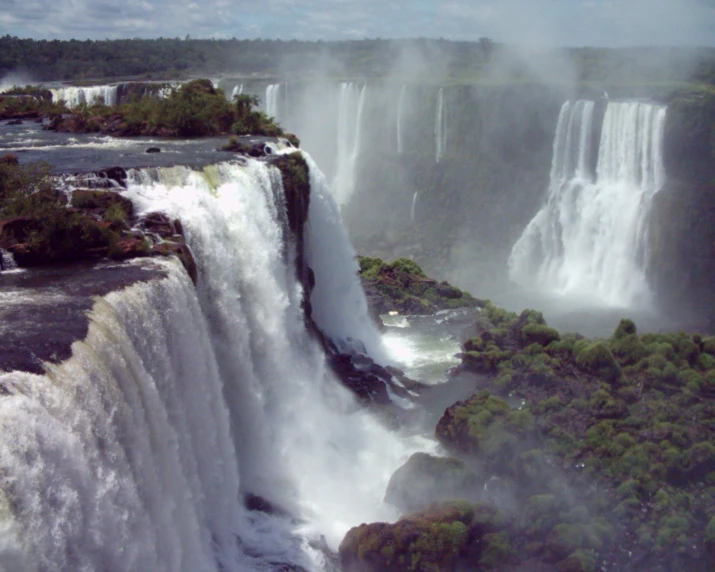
left=345, top=85, right=564, bottom=292
left=145, top=147, right=161, bottom=153
left=649, top=92, right=715, bottom=322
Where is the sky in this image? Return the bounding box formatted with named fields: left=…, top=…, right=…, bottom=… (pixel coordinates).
left=0, top=0, right=714, bottom=47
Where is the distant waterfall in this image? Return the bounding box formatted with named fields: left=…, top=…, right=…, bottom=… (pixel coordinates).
left=396, top=85, right=407, bottom=154
left=411, top=192, right=418, bottom=222
left=231, top=84, right=244, bottom=99
left=50, top=85, right=118, bottom=108
left=0, top=157, right=415, bottom=570
left=508, top=100, right=667, bottom=308
left=435, top=88, right=447, bottom=163
left=265, top=84, right=280, bottom=120
left=333, top=82, right=367, bottom=205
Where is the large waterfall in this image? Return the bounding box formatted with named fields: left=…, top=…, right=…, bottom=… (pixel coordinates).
left=332, top=83, right=367, bottom=206
left=0, top=156, right=420, bottom=570
left=50, top=85, right=118, bottom=108
left=508, top=100, right=667, bottom=308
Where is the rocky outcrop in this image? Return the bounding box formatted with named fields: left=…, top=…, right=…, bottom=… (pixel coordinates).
left=649, top=90, right=715, bottom=323
left=359, top=256, right=483, bottom=317
left=339, top=501, right=510, bottom=572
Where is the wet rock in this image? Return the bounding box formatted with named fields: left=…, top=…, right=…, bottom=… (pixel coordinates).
left=140, top=212, right=177, bottom=237
left=145, top=147, right=161, bottom=153
left=151, top=241, right=197, bottom=284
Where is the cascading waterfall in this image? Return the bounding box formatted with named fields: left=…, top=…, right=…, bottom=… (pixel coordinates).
left=411, top=191, right=419, bottom=222
left=508, top=100, right=667, bottom=308
left=396, top=85, right=407, bottom=154
left=231, top=84, right=244, bottom=99
left=434, top=88, right=447, bottom=163
left=0, top=156, right=420, bottom=571
left=0, top=249, right=17, bottom=271
left=265, top=84, right=280, bottom=120
left=50, top=85, right=118, bottom=108
left=333, top=83, right=367, bottom=206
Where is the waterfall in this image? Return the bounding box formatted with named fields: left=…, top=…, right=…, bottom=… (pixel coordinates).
left=411, top=192, right=418, bottom=222
left=50, top=85, right=118, bottom=108
left=435, top=88, right=447, bottom=163
left=0, top=249, right=17, bottom=271
left=265, top=84, right=280, bottom=120
left=396, top=85, right=407, bottom=154
left=332, top=83, right=367, bottom=206
left=508, top=100, right=667, bottom=308
left=231, top=84, right=244, bottom=99
left=0, top=156, right=418, bottom=570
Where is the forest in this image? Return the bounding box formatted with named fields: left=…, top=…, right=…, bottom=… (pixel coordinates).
left=1, top=35, right=715, bottom=89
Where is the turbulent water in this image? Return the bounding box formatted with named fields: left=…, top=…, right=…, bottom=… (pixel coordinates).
left=50, top=85, right=118, bottom=108
left=0, top=155, right=428, bottom=571
left=509, top=100, right=667, bottom=308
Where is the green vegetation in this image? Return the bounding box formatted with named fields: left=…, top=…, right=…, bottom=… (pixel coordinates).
left=0, top=158, right=192, bottom=278
left=339, top=501, right=501, bottom=572
left=0, top=156, right=135, bottom=263
left=344, top=279, right=715, bottom=570
left=45, top=79, right=288, bottom=138
left=0, top=88, right=68, bottom=120
left=1, top=36, right=713, bottom=91
left=358, top=255, right=482, bottom=315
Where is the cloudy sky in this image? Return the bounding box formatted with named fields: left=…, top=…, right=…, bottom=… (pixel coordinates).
left=0, top=0, right=714, bottom=46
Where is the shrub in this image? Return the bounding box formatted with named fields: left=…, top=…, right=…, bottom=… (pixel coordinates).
left=576, top=342, right=621, bottom=383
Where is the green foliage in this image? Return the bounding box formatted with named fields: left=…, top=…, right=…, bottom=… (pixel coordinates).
left=610, top=334, right=649, bottom=366
left=613, top=319, right=637, bottom=339
left=0, top=155, right=53, bottom=214
left=575, top=342, right=621, bottom=383
left=521, top=323, right=561, bottom=347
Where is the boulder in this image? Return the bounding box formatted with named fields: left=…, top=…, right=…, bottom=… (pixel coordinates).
left=385, top=453, right=481, bottom=513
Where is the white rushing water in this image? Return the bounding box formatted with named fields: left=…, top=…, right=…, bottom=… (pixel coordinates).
left=411, top=191, right=419, bottom=222
left=231, top=84, right=244, bottom=99
left=50, top=85, right=118, bottom=108
left=509, top=100, right=667, bottom=308
left=396, top=85, right=407, bottom=154
left=265, top=84, right=280, bottom=120
left=0, top=156, right=422, bottom=571
left=0, top=249, right=17, bottom=271
left=435, top=88, right=447, bottom=163
left=332, top=83, right=367, bottom=206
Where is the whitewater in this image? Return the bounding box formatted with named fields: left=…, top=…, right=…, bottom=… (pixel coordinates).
left=509, top=100, right=667, bottom=308
left=0, top=154, right=430, bottom=571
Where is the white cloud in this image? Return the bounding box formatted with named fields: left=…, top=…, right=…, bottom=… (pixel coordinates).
left=0, top=0, right=712, bottom=45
